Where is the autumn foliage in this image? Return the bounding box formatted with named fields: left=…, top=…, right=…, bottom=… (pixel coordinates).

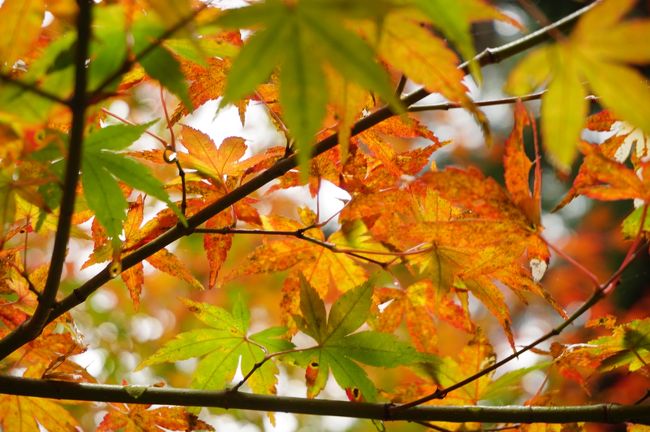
left=0, top=0, right=649, bottom=431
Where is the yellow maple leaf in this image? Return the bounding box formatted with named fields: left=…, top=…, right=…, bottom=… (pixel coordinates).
left=506, top=0, right=650, bottom=173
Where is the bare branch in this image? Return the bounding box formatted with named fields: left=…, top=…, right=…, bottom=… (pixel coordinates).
left=0, top=375, right=648, bottom=425
left=408, top=92, right=598, bottom=113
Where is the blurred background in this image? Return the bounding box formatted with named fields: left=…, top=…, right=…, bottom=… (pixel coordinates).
left=28, top=0, right=648, bottom=430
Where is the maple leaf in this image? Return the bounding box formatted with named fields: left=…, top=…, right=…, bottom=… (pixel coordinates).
left=171, top=58, right=230, bottom=124
left=165, top=32, right=241, bottom=69
left=370, top=281, right=474, bottom=354
left=20, top=330, right=93, bottom=382
left=355, top=115, right=442, bottom=177
left=433, top=335, right=498, bottom=405
left=178, top=125, right=248, bottom=181
left=367, top=8, right=493, bottom=144
left=137, top=297, right=293, bottom=395
left=504, top=101, right=541, bottom=227
left=609, top=122, right=650, bottom=165
left=622, top=205, right=650, bottom=239
left=506, top=0, right=650, bottom=173
left=0, top=257, right=93, bottom=381
left=98, top=404, right=214, bottom=432
left=0, top=395, right=79, bottom=432
left=0, top=149, right=61, bottom=237
left=87, top=4, right=129, bottom=91
left=204, top=211, right=234, bottom=290
left=225, top=212, right=368, bottom=297
left=82, top=121, right=184, bottom=244
left=143, top=0, right=192, bottom=32
left=393, top=335, right=550, bottom=429
left=341, top=150, right=563, bottom=348
left=0, top=0, right=44, bottom=70
left=83, top=196, right=204, bottom=304
left=147, top=125, right=286, bottom=188
left=132, top=16, right=192, bottom=110
left=289, top=278, right=438, bottom=400
left=323, top=68, right=373, bottom=161
left=556, top=142, right=650, bottom=213
left=217, top=0, right=404, bottom=175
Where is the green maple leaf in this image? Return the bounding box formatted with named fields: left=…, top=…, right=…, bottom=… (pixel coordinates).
left=132, top=16, right=193, bottom=110
left=291, top=277, right=439, bottom=401
left=505, top=0, right=650, bottom=173
left=410, top=0, right=480, bottom=82
left=81, top=121, right=184, bottom=243
left=217, top=0, right=403, bottom=176
left=137, top=298, right=294, bottom=395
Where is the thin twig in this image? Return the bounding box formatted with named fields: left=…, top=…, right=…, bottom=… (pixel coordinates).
left=483, top=424, right=521, bottom=432
left=516, top=0, right=567, bottom=42
left=393, top=237, right=648, bottom=412
left=196, top=227, right=431, bottom=257
left=0, top=73, right=70, bottom=106
left=408, top=92, right=598, bottom=113
left=0, top=0, right=93, bottom=361
left=545, top=240, right=601, bottom=287
left=89, top=1, right=213, bottom=101
left=231, top=347, right=312, bottom=392
left=413, top=420, right=453, bottom=431
left=194, top=227, right=395, bottom=267
left=395, top=74, right=407, bottom=97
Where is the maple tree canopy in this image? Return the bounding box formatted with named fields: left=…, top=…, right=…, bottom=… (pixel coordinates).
left=0, top=0, right=649, bottom=431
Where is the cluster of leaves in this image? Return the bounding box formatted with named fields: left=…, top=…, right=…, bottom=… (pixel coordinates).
left=0, top=0, right=649, bottom=431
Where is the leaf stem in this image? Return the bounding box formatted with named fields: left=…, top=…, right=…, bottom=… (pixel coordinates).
left=545, top=240, right=601, bottom=287
left=159, top=86, right=188, bottom=216
left=100, top=108, right=168, bottom=147
left=231, top=346, right=312, bottom=392
left=195, top=227, right=429, bottom=267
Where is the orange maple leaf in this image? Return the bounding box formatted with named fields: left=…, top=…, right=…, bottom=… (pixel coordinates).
left=98, top=404, right=214, bottom=432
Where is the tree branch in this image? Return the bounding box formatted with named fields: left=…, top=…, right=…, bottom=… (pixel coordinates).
left=0, top=73, right=70, bottom=106
left=0, top=0, right=598, bottom=361
left=0, top=376, right=647, bottom=425
left=89, top=2, right=212, bottom=99
left=194, top=227, right=425, bottom=267
left=0, top=0, right=93, bottom=361
left=408, top=92, right=598, bottom=113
